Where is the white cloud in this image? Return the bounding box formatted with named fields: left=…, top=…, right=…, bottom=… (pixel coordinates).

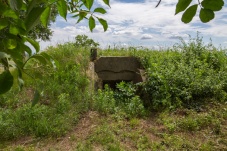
left=141, top=34, right=153, bottom=40
left=162, top=32, right=189, bottom=40
left=40, top=0, right=227, bottom=50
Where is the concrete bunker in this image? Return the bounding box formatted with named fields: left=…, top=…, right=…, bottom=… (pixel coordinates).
left=91, top=56, right=146, bottom=89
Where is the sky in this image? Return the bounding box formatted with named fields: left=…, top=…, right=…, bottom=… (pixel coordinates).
left=40, top=0, right=227, bottom=50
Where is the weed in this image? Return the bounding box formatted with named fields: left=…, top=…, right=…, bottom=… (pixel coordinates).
left=137, top=136, right=151, bottom=151
left=93, top=82, right=146, bottom=118
left=129, top=118, right=140, bottom=128
left=55, top=93, right=70, bottom=114
left=114, top=82, right=146, bottom=118
left=92, top=85, right=116, bottom=114
left=87, top=124, right=122, bottom=150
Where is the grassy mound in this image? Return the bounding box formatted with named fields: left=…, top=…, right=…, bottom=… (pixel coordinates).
left=0, top=36, right=227, bottom=150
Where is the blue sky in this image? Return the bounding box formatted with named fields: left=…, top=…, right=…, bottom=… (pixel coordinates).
left=40, top=0, right=227, bottom=50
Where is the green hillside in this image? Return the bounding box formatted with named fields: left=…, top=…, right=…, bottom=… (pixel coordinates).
left=0, top=36, right=227, bottom=150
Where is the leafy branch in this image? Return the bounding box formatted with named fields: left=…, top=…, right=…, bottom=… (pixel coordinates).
left=0, top=0, right=109, bottom=95
left=157, top=0, right=224, bottom=23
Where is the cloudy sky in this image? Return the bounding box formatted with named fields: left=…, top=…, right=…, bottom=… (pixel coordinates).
left=40, top=0, right=227, bottom=50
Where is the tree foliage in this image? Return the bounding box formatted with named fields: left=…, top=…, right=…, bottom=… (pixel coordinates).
left=74, top=35, right=99, bottom=48
left=0, top=0, right=225, bottom=95
left=28, top=4, right=58, bottom=41
left=157, top=0, right=224, bottom=23
left=0, top=0, right=109, bottom=95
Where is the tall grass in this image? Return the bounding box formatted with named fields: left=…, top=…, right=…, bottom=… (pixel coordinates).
left=0, top=42, right=91, bottom=141
left=1, top=35, right=227, bottom=143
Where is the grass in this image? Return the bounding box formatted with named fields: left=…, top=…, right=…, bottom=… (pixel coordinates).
left=2, top=102, right=227, bottom=150
left=1, top=36, right=227, bottom=150
left=0, top=43, right=91, bottom=142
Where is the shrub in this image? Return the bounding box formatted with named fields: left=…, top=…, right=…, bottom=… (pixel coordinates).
left=93, top=82, right=146, bottom=118
left=140, top=35, right=227, bottom=110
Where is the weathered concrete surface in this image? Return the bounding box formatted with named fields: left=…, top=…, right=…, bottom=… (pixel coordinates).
left=95, top=57, right=140, bottom=73
left=87, top=56, right=146, bottom=90
left=94, top=57, right=142, bottom=82
left=87, top=62, right=102, bottom=91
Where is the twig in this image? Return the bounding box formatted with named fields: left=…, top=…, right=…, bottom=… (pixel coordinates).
left=155, top=0, right=162, bottom=8
left=198, top=0, right=202, bottom=8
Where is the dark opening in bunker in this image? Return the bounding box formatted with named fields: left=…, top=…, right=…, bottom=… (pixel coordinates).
left=103, top=80, right=132, bottom=89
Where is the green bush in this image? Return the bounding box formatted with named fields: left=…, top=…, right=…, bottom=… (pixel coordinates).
left=140, top=36, right=227, bottom=110
left=93, top=82, right=146, bottom=118
left=114, top=82, right=146, bottom=117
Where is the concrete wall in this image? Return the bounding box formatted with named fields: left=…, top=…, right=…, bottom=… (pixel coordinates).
left=92, top=57, right=145, bottom=89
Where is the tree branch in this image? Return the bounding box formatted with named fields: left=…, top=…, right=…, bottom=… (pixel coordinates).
left=198, top=0, right=202, bottom=8
left=155, top=0, right=162, bottom=8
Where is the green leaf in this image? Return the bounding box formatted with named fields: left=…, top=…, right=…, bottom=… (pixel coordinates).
left=9, top=25, right=20, bottom=35
left=25, top=37, right=40, bottom=53
left=40, top=52, right=52, bottom=61
left=181, top=4, right=198, bottom=23
left=31, top=90, right=40, bottom=107
left=72, top=14, right=79, bottom=18
left=89, top=16, right=96, bottom=32
left=85, top=0, right=94, bottom=10
left=0, top=19, right=8, bottom=30
left=57, top=0, right=67, bottom=20
left=40, top=52, right=59, bottom=68
left=201, top=0, right=224, bottom=11
left=9, top=25, right=26, bottom=35
left=0, top=70, right=14, bottom=94
left=175, top=0, right=192, bottom=15
left=18, top=77, right=24, bottom=91
left=8, top=0, right=23, bottom=10
left=16, top=19, right=26, bottom=30
left=30, top=54, right=47, bottom=65
left=17, top=68, right=24, bottom=91
left=98, top=18, right=108, bottom=31
left=77, top=12, right=87, bottom=23
left=199, top=8, right=215, bottom=23
left=94, top=7, right=107, bottom=14
left=2, top=9, right=18, bottom=19
left=39, top=52, right=51, bottom=60
left=19, top=43, right=32, bottom=57
left=40, top=6, right=51, bottom=28
left=102, top=0, right=110, bottom=7
left=25, top=7, right=46, bottom=32
left=4, top=39, right=17, bottom=49
left=27, top=0, right=38, bottom=14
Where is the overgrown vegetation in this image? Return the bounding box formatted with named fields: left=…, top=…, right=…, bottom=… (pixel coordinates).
left=0, top=35, right=227, bottom=150
left=139, top=36, right=227, bottom=110
left=0, top=42, right=90, bottom=141
left=92, top=83, right=146, bottom=118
